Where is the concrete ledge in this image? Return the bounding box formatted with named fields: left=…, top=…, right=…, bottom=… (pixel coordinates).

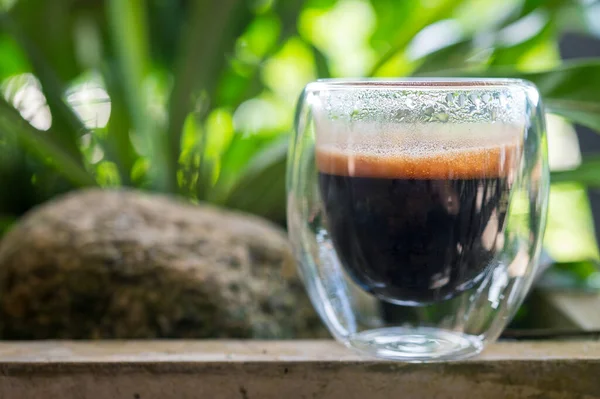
left=0, top=340, right=598, bottom=398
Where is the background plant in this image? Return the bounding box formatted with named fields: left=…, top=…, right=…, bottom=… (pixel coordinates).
left=1, top=0, right=600, bottom=282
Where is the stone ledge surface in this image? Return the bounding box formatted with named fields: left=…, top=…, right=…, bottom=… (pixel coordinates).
left=0, top=340, right=598, bottom=398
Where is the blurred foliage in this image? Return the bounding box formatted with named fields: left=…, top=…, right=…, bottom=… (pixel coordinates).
left=537, top=259, right=600, bottom=290
left=1, top=0, right=600, bottom=277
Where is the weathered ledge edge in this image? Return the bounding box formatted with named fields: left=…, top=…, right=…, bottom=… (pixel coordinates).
left=0, top=340, right=598, bottom=399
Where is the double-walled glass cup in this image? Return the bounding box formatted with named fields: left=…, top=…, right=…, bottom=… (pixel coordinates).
left=287, top=79, right=549, bottom=362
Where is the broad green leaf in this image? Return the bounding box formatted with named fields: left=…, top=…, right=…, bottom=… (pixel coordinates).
left=207, top=134, right=272, bottom=204
left=412, top=13, right=558, bottom=76
left=261, top=37, right=317, bottom=101
left=0, top=33, right=30, bottom=79
left=232, top=92, right=294, bottom=137
left=551, top=157, right=600, bottom=187
left=546, top=101, right=600, bottom=133
left=178, top=111, right=221, bottom=201
left=204, top=108, right=235, bottom=158
left=498, top=0, right=570, bottom=27
left=490, top=16, right=556, bottom=67
left=236, top=14, right=282, bottom=63
left=406, top=0, right=578, bottom=77
left=368, top=0, right=459, bottom=76
left=95, top=160, right=121, bottom=187
left=230, top=135, right=289, bottom=186
left=369, top=0, right=420, bottom=54
left=216, top=68, right=257, bottom=109
left=223, top=135, right=289, bottom=223
left=215, top=1, right=304, bottom=109
left=412, top=40, right=475, bottom=75
left=177, top=113, right=203, bottom=199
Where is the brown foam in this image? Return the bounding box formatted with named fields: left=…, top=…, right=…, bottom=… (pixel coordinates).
left=316, top=144, right=521, bottom=179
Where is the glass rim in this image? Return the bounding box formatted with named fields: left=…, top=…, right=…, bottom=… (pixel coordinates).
left=306, top=77, right=533, bottom=91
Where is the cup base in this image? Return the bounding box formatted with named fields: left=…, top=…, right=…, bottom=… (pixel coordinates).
left=347, top=327, right=483, bottom=362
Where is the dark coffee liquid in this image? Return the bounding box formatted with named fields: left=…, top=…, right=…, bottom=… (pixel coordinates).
left=317, top=145, right=516, bottom=305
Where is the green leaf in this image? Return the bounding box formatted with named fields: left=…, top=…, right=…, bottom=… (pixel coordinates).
left=369, top=0, right=419, bottom=53
left=0, top=33, right=30, bottom=79
left=100, top=64, right=139, bottom=185
left=208, top=134, right=272, bottom=204
left=146, top=0, right=185, bottom=69
left=0, top=97, right=96, bottom=187
left=106, top=0, right=152, bottom=186
left=551, top=157, right=600, bottom=187
left=311, top=43, right=331, bottom=79
left=276, top=0, right=305, bottom=39
left=1, top=14, right=87, bottom=164
left=412, top=40, right=475, bottom=75
left=412, top=13, right=557, bottom=76
left=490, top=17, right=556, bottom=67
left=166, top=0, right=250, bottom=194
left=546, top=100, right=600, bottom=133
left=223, top=135, right=289, bottom=223
left=499, top=0, right=571, bottom=27
left=215, top=2, right=304, bottom=110
left=9, top=0, right=82, bottom=82
left=368, top=0, right=459, bottom=76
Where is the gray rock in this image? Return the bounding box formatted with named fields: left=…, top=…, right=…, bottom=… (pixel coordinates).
left=0, top=189, right=326, bottom=339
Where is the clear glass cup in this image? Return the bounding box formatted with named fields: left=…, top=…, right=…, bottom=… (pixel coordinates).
left=286, top=79, right=549, bottom=362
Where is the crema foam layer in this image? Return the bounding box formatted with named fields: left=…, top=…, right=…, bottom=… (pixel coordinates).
left=315, top=123, right=523, bottom=179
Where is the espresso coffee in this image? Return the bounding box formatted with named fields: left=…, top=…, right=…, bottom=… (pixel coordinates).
left=317, top=141, right=518, bottom=305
